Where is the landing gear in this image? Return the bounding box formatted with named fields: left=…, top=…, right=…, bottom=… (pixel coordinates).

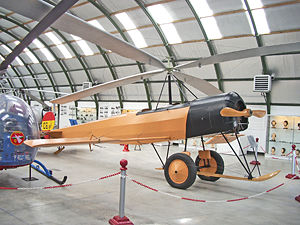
left=195, top=150, right=224, bottom=182
left=164, top=153, right=196, bottom=189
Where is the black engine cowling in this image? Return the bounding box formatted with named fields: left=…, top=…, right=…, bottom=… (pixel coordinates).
left=186, top=92, right=248, bottom=138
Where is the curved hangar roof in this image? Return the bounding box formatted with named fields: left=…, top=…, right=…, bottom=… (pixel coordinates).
left=0, top=0, right=299, bottom=108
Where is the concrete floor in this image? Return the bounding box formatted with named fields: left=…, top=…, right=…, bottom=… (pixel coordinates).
left=0, top=144, right=299, bottom=225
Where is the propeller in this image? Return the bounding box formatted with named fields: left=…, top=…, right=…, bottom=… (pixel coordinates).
left=220, top=107, right=266, bottom=118
left=0, top=0, right=79, bottom=72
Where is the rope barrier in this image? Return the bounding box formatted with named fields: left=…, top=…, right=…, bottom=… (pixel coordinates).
left=0, top=170, right=298, bottom=204
left=0, top=172, right=120, bottom=190
left=128, top=175, right=297, bottom=203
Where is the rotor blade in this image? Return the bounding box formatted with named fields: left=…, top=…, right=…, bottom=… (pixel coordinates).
left=2, top=76, right=47, bottom=80
left=23, top=90, right=50, bottom=109
left=176, top=42, right=300, bottom=70
left=23, top=89, right=69, bottom=95
left=0, top=0, right=79, bottom=71
left=0, top=0, right=166, bottom=69
left=172, top=71, right=223, bottom=96
left=220, top=107, right=266, bottom=118
left=51, top=69, right=165, bottom=104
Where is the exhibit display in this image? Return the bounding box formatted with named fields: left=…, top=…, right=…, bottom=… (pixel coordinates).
left=268, top=115, right=300, bottom=158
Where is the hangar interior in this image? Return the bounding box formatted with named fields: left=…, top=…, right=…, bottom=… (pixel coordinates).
left=0, top=0, right=299, bottom=224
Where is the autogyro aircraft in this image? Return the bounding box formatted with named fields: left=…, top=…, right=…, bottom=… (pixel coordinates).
left=1, top=0, right=300, bottom=189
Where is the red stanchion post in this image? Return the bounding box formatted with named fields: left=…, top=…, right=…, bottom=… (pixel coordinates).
left=123, top=144, right=130, bottom=152
left=285, top=145, right=300, bottom=179
left=109, top=159, right=133, bottom=225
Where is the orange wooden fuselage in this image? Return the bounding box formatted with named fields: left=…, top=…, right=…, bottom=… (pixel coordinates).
left=54, top=106, right=190, bottom=144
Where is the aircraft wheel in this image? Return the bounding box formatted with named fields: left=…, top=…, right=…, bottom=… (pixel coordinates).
left=164, top=153, right=196, bottom=189
left=195, top=151, right=224, bottom=182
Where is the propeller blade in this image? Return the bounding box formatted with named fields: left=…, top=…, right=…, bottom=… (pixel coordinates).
left=172, top=71, right=223, bottom=96
left=0, top=0, right=79, bottom=71
left=0, top=0, right=166, bottom=69
left=51, top=69, right=165, bottom=104
left=176, top=42, right=300, bottom=70
left=23, top=90, right=50, bottom=109
left=220, top=107, right=251, bottom=117
left=220, top=107, right=266, bottom=118
left=252, top=110, right=266, bottom=118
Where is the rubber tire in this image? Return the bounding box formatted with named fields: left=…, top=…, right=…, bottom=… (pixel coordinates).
left=195, top=151, right=224, bottom=182
left=164, top=153, right=197, bottom=189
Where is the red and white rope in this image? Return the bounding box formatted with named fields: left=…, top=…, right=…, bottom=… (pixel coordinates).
left=129, top=176, right=296, bottom=203
left=0, top=172, right=120, bottom=190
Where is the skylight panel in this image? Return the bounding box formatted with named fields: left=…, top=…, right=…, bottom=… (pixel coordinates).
left=71, top=35, right=94, bottom=56
left=115, top=12, right=147, bottom=48
left=24, top=48, right=39, bottom=64
left=1, top=44, right=11, bottom=53
left=190, top=0, right=213, bottom=17
left=148, top=5, right=172, bottom=24
left=88, top=20, right=105, bottom=30
left=45, top=32, right=72, bottom=59
left=200, top=17, right=222, bottom=39
left=147, top=5, right=182, bottom=44
left=190, top=0, right=222, bottom=40
left=127, top=30, right=147, bottom=48
left=160, top=24, right=182, bottom=44
left=13, top=41, right=38, bottom=64
left=115, top=12, right=136, bottom=30
left=1, top=44, right=24, bottom=66
left=45, top=32, right=62, bottom=45
left=242, top=0, right=270, bottom=34
left=252, top=9, right=270, bottom=34
left=33, top=39, right=55, bottom=61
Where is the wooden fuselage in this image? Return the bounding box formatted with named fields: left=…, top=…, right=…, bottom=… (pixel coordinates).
left=55, top=106, right=189, bottom=144
left=52, top=92, right=249, bottom=145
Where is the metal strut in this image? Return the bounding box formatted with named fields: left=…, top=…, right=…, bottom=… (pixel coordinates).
left=151, top=143, right=165, bottom=168
left=221, top=132, right=253, bottom=179
left=235, top=132, right=252, bottom=178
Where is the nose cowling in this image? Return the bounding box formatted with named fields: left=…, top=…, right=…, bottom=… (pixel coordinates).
left=186, top=92, right=248, bottom=138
